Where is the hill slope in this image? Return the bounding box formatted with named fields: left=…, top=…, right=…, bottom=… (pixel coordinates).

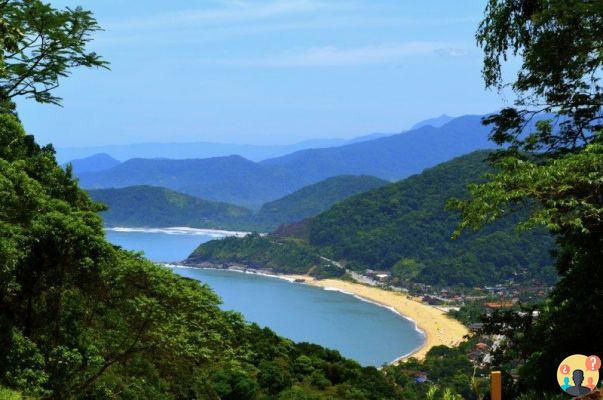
left=304, top=151, right=556, bottom=286
left=76, top=115, right=497, bottom=206
left=260, top=115, right=496, bottom=184
left=410, top=114, right=454, bottom=130
left=191, top=151, right=556, bottom=287
left=253, top=175, right=388, bottom=230
left=55, top=133, right=396, bottom=164
left=77, top=155, right=298, bottom=208
left=65, top=153, right=120, bottom=174
left=88, top=186, right=253, bottom=230
left=2, top=95, right=403, bottom=400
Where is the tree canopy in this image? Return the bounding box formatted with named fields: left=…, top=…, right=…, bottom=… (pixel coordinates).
left=0, top=0, right=107, bottom=107
left=452, top=0, right=603, bottom=392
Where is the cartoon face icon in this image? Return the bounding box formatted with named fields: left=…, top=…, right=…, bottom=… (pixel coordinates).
left=557, top=355, right=600, bottom=396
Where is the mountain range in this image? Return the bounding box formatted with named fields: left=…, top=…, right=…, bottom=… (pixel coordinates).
left=88, top=186, right=253, bottom=230
left=75, top=114, right=497, bottom=207
left=190, top=151, right=556, bottom=287
left=88, top=175, right=388, bottom=231
left=65, top=153, right=120, bottom=174
left=56, top=133, right=393, bottom=164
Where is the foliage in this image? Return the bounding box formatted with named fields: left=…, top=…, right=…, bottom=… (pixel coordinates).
left=192, top=151, right=557, bottom=287
left=306, top=151, right=555, bottom=287
left=0, top=0, right=107, bottom=106
left=75, top=115, right=498, bottom=209
left=451, top=0, right=603, bottom=393
left=86, top=176, right=385, bottom=232
left=88, top=185, right=254, bottom=231
left=386, top=346, right=475, bottom=400
left=254, top=175, right=387, bottom=231
left=0, top=108, right=402, bottom=399
left=188, top=233, right=344, bottom=278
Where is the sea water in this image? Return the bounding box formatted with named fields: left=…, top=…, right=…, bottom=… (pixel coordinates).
left=105, top=227, right=424, bottom=366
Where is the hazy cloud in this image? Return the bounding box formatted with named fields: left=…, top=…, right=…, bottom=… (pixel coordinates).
left=211, top=42, right=471, bottom=67
left=106, top=0, right=327, bottom=31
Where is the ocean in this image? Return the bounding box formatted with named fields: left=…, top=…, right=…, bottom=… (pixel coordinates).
left=105, top=227, right=424, bottom=366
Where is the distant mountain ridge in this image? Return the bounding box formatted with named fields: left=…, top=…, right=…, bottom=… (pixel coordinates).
left=57, top=114, right=459, bottom=164
left=88, top=175, right=387, bottom=231
left=253, top=175, right=388, bottom=231
left=64, top=153, right=120, bottom=174
left=410, top=114, right=454, bottom=130
left=190, top=151, right=556, bottom=287
left=259, top=115, right=496, bottom=183
left=57, top=134, right=395, bottom=164
left=88, top=186, right=253, bottom=230
left=78, top=155, right=296, bottom=209
left=76, top=114, right=503, bottom=207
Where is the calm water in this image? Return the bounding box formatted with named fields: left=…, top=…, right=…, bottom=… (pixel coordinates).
left=105, top=228, right=424, bottom=366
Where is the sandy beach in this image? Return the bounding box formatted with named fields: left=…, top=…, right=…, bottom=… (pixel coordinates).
left=287, top=275, right=469, bottom=362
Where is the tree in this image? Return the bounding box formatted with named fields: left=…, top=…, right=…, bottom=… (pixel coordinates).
left=0, top=0, right=107, bottom=107
left=451, top=0, right=602, bottom=393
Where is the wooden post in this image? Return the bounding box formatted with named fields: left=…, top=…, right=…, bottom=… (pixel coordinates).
left=491, top=371, right=502, bottom=400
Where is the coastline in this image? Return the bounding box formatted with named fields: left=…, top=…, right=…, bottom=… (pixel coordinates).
left=286, top=275, right=469, bottom=362
left=105, top=226, right=252, bottom=237
left=170, top=265, right=469, bottom=363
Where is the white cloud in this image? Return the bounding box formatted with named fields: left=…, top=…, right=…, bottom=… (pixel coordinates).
left=107, top=0, right=327, bottom=31
left=211, top=42, right=470, bottom=67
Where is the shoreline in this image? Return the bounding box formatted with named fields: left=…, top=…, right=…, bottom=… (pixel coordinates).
left=105, top=226, right=252, bottom=237
left=287, top=275, right=469, bottom=362
left=169, top=265, right=469, bottom=363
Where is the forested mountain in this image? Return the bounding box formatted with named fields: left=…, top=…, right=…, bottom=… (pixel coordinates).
left=1, top=104, right=402, bottom=400
left=259, top=115, right=496, bottom=183
left=77, top=155, right=298, bottom=208
left=191, top=151, right=556, bottom=287
left=303, top=151, right=556, bottom=286
left=56, top=134, right=395, bottom=164
left=87, top=176, right=387, bottom=232
left=410, top=114, right=454, bottom=130
left=64, top=153, right=120, bottom=174
left=88, top=186, right=253, bottom=230
left=253, top=175, right=388, bottom=231
left=75, top=115, right=498, bottom=207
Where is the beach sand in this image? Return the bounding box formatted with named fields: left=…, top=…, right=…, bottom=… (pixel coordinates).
left=287, top=275, right=469, bottom=362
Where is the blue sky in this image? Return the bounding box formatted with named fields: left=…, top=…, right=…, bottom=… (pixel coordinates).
left=17, top=0, right=512, bottom=147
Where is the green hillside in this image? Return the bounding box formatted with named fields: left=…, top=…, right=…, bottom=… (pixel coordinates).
left=187, top=233, right=345, bottom=278
left=88, top=185, right=253, bottom=230
left=88, top=176, right=387, bottom=232
left=254, top=175, right=388, bottom=230
left=0, top=105, right=400, bottom=399
left=306, top=151, right=556, bottom=286
left=192, top=151, right=557, bottom=287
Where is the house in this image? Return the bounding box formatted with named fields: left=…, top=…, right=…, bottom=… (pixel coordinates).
left=469, top=323, right=484, bottom=331
left=484, top=300, right=516, bottom=310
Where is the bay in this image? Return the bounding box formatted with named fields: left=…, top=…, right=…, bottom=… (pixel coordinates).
left=105, top=227, right=424, bottom=366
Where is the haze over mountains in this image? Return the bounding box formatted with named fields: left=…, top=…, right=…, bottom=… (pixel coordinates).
left=192, top=151, right=556, bottom=287
left=75, top=114, right=497, bottom=207
left=57, top=133, right=393, bottom=164
left=57, top=114, right=457, bottom=164
left=89, top=175, right=388, bottom=232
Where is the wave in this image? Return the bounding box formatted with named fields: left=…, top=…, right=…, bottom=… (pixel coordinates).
left=105, top=226, right=250, bottom=238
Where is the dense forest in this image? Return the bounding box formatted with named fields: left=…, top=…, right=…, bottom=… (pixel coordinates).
left=193, top=151, right=557, bottom=287
left=0, top=2, right=410, bottom=397
left=187, top=233, right=344, bottom=279
left=253, top=175, right=387, bottom=231
left=0, top=104, right=401, bottom=399
left=88, top=185, right=254, bottom=230
left=86, top=176, right=387, bottom=232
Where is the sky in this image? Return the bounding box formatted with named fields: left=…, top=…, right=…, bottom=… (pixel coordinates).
left=16, top=0, right=514, bottom=147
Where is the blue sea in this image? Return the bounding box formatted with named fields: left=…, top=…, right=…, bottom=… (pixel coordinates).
left=105, top=227, right=424, bottom=366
